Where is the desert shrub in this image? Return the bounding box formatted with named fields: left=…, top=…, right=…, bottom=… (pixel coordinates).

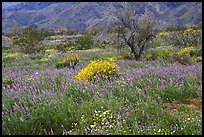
left=75, top=58, right=120, bottom=82
left=12, top=26, right=45, bottom=54
left=176, top=47, right=194, bottom=56
left=195, top=56, right=202, bottom=62
left=189, top=48, right=202, bottom=57
left=55, top=42, right=75, bottom=52
left=55, top=54, right=79, bottom=69
left=76, top=33, right=94, bottom=50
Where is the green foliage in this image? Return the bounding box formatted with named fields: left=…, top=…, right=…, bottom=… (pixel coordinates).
left=12, top=25, right=45, bottom=54
left=76, top=33, right=94, bottom=50
left=39, top=29, right=55, bottom=39
left=162, top=28, right=202, bottom=48
left=117, top=53, right=135, bottom=60
left=189, top=48, right=202, bottom=57
left=2, top=75, right=15, bottom=85
left=55, top=43, right=69, bottom=52
left=55, top=54, right=79, bottom=69
left=145, top=49, right=175, bottom=61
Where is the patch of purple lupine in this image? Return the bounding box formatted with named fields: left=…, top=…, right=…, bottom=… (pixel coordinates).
left=2, top=56, right=202, bottom=134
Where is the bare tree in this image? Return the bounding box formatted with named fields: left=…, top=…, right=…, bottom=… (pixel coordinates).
left=113, top=3, right=157, bottom=61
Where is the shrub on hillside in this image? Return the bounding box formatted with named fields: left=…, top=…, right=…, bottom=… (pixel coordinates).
left=75, top=58, right=120, bottom=82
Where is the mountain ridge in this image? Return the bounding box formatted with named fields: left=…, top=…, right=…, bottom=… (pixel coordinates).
left=2, top=2, right=202, bottom=33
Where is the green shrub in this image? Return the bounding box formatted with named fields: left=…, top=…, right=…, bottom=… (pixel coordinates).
left=55, top=42, right=75, bottom=52
left=55, top=54, right=79, bottom=69
left=145, top=49, right=174, bottom=61
left=2, top=75, right=15, bottom=85
left=189, top=48, right=202, bottom=57
left=195, top=56, right=202, bottom=62
left=76, top=33, right=94, bottom=50
left=12, top=26, right=45, bottom=54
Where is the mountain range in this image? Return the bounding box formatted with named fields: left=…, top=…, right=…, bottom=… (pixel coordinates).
left=2, top=2, right=202, bottom=33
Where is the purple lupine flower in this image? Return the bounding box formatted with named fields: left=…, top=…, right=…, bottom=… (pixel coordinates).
left=20, top=116, right=24, bottom=123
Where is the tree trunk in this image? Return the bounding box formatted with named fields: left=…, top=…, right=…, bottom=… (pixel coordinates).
left=131, top=49, right=140, bottom=61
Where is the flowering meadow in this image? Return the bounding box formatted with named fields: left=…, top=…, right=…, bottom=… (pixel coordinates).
left=2, top=28, right=202, bottom=135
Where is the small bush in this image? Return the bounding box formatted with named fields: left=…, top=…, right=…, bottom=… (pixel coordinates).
left=117, top=53, right=135, bottom=60
left=176, top=47, right=194, bottom=56
left=75, top=58, right=120, bottom=82
left=76, top=33, right=94, bottom=50
left=55, top=42, right=75, bottom=52
left=173, top=54, right=193, bottom=65
left=145, top=49, right=174, bottom=61
left=55, top=54, right=79, bottom=69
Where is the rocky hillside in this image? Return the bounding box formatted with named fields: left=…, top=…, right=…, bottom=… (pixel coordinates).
left=2, top=2, right=202, bottom=33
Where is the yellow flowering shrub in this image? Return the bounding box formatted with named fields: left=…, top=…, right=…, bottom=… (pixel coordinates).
left=146, top=49, right=175, bottom=61
left=173, top=47, right=195, bottom=65
left=75, top=58, right=120, bottom=82
left=145, top=54, right=153, bottom=61
left=183, top=28, right=193, bottom=35
left=176, top=47, right=194, bottom=56
left=55, top=54, right=79, bottom=69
